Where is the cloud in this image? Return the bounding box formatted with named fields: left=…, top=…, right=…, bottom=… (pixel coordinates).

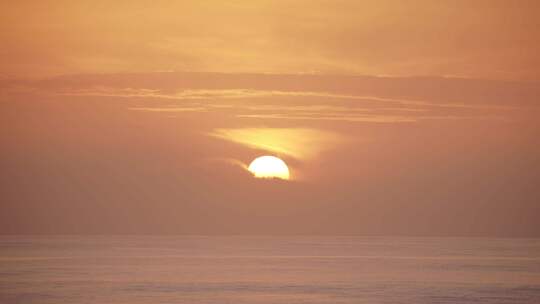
left=3, top=72, right=532, bottom=125
left=129, top=107, right=206, bottom=112
left=209, top=128, right=350, bottom=160
left=235, top=114, right=417, bottom=123
left=56, top=87, right=521, bottom=110
left=122, top=90, right=510, bottom=123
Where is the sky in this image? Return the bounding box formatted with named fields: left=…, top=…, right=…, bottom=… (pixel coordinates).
left=1, top=1, right=539, bottom=236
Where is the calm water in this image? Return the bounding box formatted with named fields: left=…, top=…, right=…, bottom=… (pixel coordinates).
left=1, top=236, right=539, bottom=303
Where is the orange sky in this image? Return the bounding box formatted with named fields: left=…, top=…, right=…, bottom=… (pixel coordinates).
left=1, top=0, right=540, bottom=80
left=1, top=1, right=539, bottom=236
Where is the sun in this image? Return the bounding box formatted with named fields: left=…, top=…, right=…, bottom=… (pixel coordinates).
left=248, top=156, right=290, bottom=180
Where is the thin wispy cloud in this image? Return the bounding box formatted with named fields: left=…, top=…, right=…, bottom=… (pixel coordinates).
left=209, top=128, right=350, bottom=160
left=235, top=114, right=418, bottom=123
left=129, top=107, right=207, bottom=112
left=57, top=87, right=519, bottom=110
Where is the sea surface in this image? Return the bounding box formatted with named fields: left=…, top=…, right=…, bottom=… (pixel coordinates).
left=1, top=236, right=539, bottom=303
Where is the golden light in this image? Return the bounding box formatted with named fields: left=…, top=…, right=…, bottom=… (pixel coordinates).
left=248, top=156, right=290, bottom=180
left=211, top=128, right=348, bottom=160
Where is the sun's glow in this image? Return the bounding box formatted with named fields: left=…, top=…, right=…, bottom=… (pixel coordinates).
left=248, top=156, right=290, bottom=180
left=211, top=128, right=347, bottom=160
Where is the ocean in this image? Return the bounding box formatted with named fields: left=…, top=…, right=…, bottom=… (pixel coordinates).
left=1, top=236, right=539, bottom=303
